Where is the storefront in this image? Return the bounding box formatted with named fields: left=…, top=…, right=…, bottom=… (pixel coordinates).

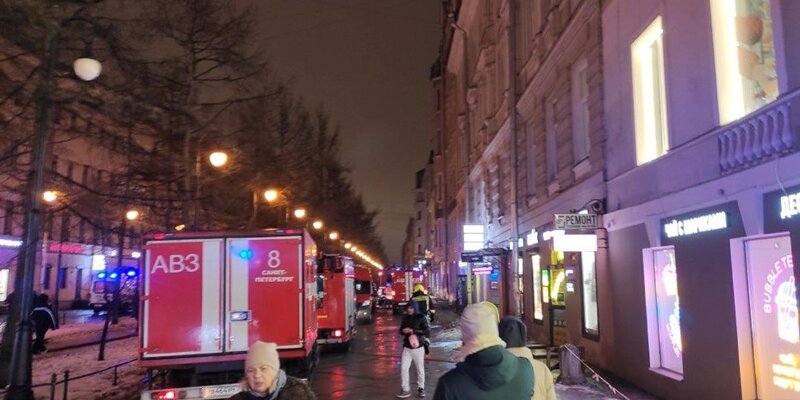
left=41, top=241, right=118, bottom=308
left=725, top=185, right=800, bottom=399
left=0, top=236, right=22, bottom=302
left=459, top=247, right=509, bottom=311
left=522, top=218, right=602, bottom=349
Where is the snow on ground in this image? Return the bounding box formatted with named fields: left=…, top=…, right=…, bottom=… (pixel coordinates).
left=46, top=317, right=137, bottom=345
left=28, top=336, right=145, bottom=400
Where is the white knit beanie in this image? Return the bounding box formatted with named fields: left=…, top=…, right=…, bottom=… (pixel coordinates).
left=453, top=303, right=506, bottom=361
left=245, top=341, right=280, bottom=371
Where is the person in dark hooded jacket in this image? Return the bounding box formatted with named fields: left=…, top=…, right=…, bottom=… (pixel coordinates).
left=397, top=301, right=430, bottom=398
left=31, top=293, right=57, bottom=355
left=432, top=303, right=533, bottom=400
left=499, top=316, right=557, bottom=400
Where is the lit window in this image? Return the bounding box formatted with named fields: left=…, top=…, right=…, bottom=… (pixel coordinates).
left=710, top=0, right=779, bottom=124
left=632, top=17, right=669, bottom=165
left=582, top=252, right=599, bottom=337
left=572, top=58, right=590, bottom=163
left=532, top=254, right=543, bottom=320
left=643, top=247, right=683, bottom=378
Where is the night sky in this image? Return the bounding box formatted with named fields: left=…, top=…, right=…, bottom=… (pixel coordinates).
left=254, top=1, right=441, bottom=263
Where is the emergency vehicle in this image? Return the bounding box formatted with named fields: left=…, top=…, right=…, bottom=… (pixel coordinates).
left=139, top=229, right=320, bottom=394
left=316, top=254, right=356, bottom=350
left=89, top=267, right=137, bottom=315
left=389, top=266, right=427, bottom=314
left=353, top=264, right=374, bottom=323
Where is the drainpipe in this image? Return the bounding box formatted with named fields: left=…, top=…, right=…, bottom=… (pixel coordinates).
left=450, top=23, right=471, bottom=225
left=508, top=0, right=521, bottom=317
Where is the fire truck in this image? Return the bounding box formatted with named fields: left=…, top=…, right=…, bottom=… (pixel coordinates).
left=353, top=264, right=374, bottom=323
left=389, top=266, right=427, bottom=314
left=316, top=254, right=356, bottom=350
left=139, top=229, right=320, bottom=394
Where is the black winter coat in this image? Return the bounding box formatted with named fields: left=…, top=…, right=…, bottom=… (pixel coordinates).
left=399, top=313, right=430, bottom=349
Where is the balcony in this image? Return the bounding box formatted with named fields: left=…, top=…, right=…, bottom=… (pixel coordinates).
left=718, top=91, right=799, bottom=174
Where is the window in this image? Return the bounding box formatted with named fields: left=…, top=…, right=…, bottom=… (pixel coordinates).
left=3, top=201, right=14, bottom=235
left=643, top=247, right=684, bottom=378
left=58, top=267, right=67, bottom=289
left=632, top=17, right=669, bottom=165
left=436, top=173, right=444, bottom=203
left=711, top=0, right=779, bottom=124
left=531, top=254, right=543, bottom=320
left=417, top=244, right=422, bottom=254
left=43, top=264, right=52, bottom=290
left=60, top=212, right=71, bottom=242
left=572, top=59, right=591, bottom=162
left=417, top=211, right=421, bottom=221
left=525, top=123, right=537, bottom=196
left=545, top=99, right=558, bottom=182
left=582, top=252, right=599, bottom=337
left=417, top=228, right=421, bottom=238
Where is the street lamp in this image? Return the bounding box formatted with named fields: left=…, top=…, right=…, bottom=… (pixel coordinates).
left=328, top=231, right=339, bottom=241
left=6, top=13, right=103, bottom=398
left=293, top=208, right=307, bottom=220
left=344, top=242, right=351, bottom=249
left=312, top=220, right=323, bottom=230
left=208, top=151, right=228, bottom=168
left=42, top=190, right=59, bottom=203
left=263, top=189, right=279, bottom=203
left=72, top=57, right=102, bottom=81
left=125, top=210, right=139, bottom=221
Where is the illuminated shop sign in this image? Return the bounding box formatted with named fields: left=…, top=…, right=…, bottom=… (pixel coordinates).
left=472, top=266, right=493, bottom=275
left=0, top=238, right=22, bottom=248
left=542, top=230, right=565, bottom=241
left=463, top=225, right=485, bottom=252
left=780, top=191, right=800, bottom=220
left=663, top=211, right=728, bottom=238
left=552, top=234, right=597, bottom=252
left=526, top=229, right=539, bottom=246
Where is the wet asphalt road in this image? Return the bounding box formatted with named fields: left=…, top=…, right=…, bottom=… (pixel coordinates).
left=310, top=309, right=460, bottom=400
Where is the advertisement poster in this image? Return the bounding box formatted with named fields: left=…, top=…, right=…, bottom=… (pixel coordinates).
left=745, top=236, right=800, bottom=398
left=653, top=248, right=683, bottom=374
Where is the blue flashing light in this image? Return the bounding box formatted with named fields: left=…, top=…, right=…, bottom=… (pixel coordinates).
left=238, top=249, right=254, bottom=260
left=97, top=272, right=107, bottom=280
left=109, top=273, right=118, bottom=279
left=126, top=270, right=137, bottom=277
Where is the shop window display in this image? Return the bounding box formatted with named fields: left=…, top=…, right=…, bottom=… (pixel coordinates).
left=711, top=0, right=779, bottom=124
left=644, top=247, right=684, bottom=376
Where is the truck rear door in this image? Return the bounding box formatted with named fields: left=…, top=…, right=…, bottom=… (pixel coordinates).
left=142, top=238, right=224, bottom=359
left=226, top=236, right=304, bottom=352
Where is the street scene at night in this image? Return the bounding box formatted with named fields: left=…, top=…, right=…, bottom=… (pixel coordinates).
left=0, top=1, right=799, bottom=399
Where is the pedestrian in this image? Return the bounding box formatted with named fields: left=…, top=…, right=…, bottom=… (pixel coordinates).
left=31, top=293, right=57, bottom=355
left=227, top=341, right=316, bottom=400
left=432, top=303, right=533, bottom=400
left=498, top=316, right=557, bottom=400
left=397, top=302, right=430, bottom=398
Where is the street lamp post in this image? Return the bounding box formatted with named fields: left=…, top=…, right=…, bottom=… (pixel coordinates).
left=6, top=20, right=102, bottom=397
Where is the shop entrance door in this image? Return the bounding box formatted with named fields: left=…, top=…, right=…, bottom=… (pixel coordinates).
left=744, top=235, right=799, bottom=398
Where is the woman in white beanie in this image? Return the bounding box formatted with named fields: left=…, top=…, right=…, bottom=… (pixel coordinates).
left=228, top=341, right=316, bottom=400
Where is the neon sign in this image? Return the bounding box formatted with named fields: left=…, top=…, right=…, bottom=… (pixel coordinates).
left=663, top=211, right=728, bottom=238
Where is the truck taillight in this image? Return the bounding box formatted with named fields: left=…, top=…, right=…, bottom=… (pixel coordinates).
left=151, top=390, right=185, bottom=399
left=334, top=329, right=343, bottom=337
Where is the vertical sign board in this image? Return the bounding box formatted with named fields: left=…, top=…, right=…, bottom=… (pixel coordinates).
left=144, top=239, right=223, bottom=357
left=228, top=236, right=302, bottom=352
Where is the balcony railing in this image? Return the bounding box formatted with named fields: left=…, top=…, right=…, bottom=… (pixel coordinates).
left=719, top=91, right=799, bottom=174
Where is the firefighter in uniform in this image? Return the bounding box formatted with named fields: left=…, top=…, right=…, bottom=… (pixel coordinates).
left=410, top=283, right=436, bottom=356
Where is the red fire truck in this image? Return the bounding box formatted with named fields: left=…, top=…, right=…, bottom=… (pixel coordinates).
left=316, top=254, right=356, bottom=350
left=354, top=264, right=374, bottom=323
left=139, top=229, right=320, bottom=389
left=390, top=266, right=427, bottom=314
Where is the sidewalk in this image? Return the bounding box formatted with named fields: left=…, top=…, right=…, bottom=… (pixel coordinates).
left=45, top=316, right=137, bottom=352
left=433, top=299, right=660, bottom=400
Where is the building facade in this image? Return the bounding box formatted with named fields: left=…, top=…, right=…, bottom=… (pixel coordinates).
left=425, top=0, right=800, bottom=398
